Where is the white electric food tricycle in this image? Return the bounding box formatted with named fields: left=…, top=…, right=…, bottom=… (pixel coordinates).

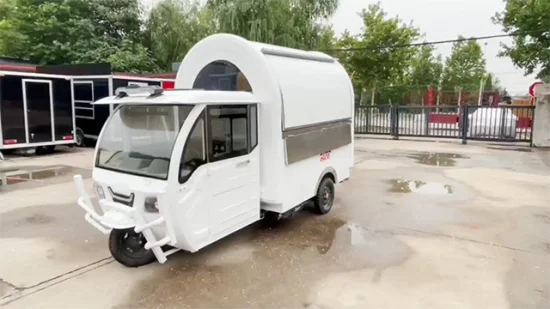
left=74, top=33, right=355, bottom=267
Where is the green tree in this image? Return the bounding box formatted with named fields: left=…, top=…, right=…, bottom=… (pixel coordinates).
left=493, top=0, right=550, bottom=79
left=0, top=0, right=156, bottom=72
left=0, top=0, right=23, bottom=56
left=315, top=25, right=338, bottom=51
left=408, top=44, right=444, bottom=88
left=206, top=0, right=338, bottom=50
left=441, top=37, right=487, bottom=92
left=143, top=0, right=217, bottom=71
left=401, top=44, right=444, bottom=104
left=336, top=3, right=420, bottom=104
left=483, top=73, right=503, bottom=92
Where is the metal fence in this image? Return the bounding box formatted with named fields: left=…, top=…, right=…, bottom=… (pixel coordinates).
left=355, top=105, right=536, bottom=145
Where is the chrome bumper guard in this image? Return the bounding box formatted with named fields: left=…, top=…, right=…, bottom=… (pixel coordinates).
left=73, top=175, right=180, bottom=264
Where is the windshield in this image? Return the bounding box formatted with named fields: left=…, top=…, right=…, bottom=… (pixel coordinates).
left=96, top=104, right=194, bottom=179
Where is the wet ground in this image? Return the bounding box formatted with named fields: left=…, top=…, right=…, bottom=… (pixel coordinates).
left=1, top=139, right=549, bottom=309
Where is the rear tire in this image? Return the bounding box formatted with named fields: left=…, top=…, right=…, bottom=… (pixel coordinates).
left=263, top=211, right=281, bottom=227
left=313, top=177, right=335, bottom=215
left=45, top=145, right=55, bottom=154
left=75, top=129, right=85, bottom=147
left=108, top=228, right=156, bottom=267
left=35, top=146, right=56, bottom=155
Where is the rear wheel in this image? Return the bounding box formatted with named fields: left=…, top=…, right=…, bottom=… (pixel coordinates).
left=313, top=177, right=335, bottom=215
left=35, top=146, right=55, bottom=155
left=44, top=145, right=55, bottom=154
left=108, top=228, right=156, bottom=267
left=75, top=129, right=85, bottom=147
left=263, top=211, right=281, bottom=227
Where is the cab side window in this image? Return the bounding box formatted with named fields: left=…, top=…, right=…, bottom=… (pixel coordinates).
left=249, top=104, right=258, bottom=151
left=207, top=105, right=249, bottom=162
left=179, top=112, right=206, bottom=183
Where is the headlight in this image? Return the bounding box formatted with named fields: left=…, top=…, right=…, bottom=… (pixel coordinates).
left=94, top=183, right=105, bottom=200
left=144, top=196, right=159, bottom=213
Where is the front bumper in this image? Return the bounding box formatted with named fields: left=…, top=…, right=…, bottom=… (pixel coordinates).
left=73, top=175, right=179, bottom=264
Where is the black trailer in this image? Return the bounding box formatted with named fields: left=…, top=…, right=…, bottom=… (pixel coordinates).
left=0, top=71, right=75, bottom=154
left=36, top=64, right=174, bottom=146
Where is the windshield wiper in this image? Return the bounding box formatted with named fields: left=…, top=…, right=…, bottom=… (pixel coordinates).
left=128, top=151, right=170, bottom=162
left=100, top=149, right=122, bottom=165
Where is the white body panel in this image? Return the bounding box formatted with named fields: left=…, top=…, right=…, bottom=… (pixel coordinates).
left=263, top=54, right=353, bottom=129
left=74, top=33, right=354, bottom=264
left=176, top=33, right=354, bottom=213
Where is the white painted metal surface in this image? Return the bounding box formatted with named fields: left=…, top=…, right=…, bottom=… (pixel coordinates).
left=177, top=33, right=354, bottom=212
left=74, top=33, right=354, bottom=265
left=93, top=89, right=259, bottom=105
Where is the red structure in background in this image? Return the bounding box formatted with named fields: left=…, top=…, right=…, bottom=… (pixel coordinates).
left=0, top=60, right=177, bottom=80
left=428, top=88, right=513, bottom=126
left=427, top=86, right=436, bottom=106
left=529, top=81, right=544, bottom=98
left=149, top=72, right=177, bottom=79
left=529, top=81, right=544, bottom=105
left=0, top=64, right=36, bottom=72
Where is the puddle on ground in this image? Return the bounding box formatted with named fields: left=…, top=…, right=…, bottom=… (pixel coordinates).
left=262, top=216, right=347, bottom=255
left=388, top=179, right=453, bottom=195
left=407, top=152, right=469, bottom=166
left=0, top=165, right=77, bottom=186
left=487, top=146, right=532, bottom=153
left=326, top=223, right=412, bottom=270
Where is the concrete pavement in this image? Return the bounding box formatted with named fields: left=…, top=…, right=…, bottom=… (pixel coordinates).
left=0, top=140, right=549, bottom=308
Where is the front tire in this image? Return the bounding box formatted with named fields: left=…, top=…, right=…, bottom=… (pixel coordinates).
left=108, top=228, right=156, bottom=267
left=313, top=177, right=335, bottom=215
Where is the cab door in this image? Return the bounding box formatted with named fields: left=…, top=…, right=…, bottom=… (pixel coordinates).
left=205, top=104, right=260, bottom=241
left=174, top=109, right=210, bottom=247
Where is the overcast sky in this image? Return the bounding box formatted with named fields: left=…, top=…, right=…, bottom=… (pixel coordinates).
left=145, top=0, right=537, bottom=94
left=333, top=0, right=537, bottom=95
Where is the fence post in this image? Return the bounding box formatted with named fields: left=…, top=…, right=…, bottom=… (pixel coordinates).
left=499, top=106, right=507, bottom=139
left=424, top=108, right=430, bottom=136
left=391, top=106, right=399, bottom=140
left=461, top=105, right=468, bottom=144
left=365, top=107, right=370, bottom=134
left=529, top=106, right=535, bottom=147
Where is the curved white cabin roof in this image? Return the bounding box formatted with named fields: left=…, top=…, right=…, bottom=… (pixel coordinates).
left=175, top=33, right=354, bottom=130
left=93, top=89, right=258, bottom=105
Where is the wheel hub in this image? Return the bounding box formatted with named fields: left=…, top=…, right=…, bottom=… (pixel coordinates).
left=323, top=187, right=332, bottom=206
left=124, top=233, right=145, bottom=252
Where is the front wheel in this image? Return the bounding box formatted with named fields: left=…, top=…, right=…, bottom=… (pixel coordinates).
left=313, top=177, right=335, bottom=215
left=108, top=228, right=156, bottom=267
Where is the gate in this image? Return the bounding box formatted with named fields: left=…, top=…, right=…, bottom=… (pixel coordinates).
left=355, top=105, right=536, bottom=145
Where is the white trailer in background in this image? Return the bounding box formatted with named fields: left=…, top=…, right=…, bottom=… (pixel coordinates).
left=74, top=33, right=354, bottom=267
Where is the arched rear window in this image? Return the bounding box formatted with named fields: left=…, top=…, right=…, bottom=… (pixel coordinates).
left=192, top=60, right=251, bottom=92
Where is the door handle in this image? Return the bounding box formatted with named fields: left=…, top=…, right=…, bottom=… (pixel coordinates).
left=236, top=159, right=250, bottom=167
